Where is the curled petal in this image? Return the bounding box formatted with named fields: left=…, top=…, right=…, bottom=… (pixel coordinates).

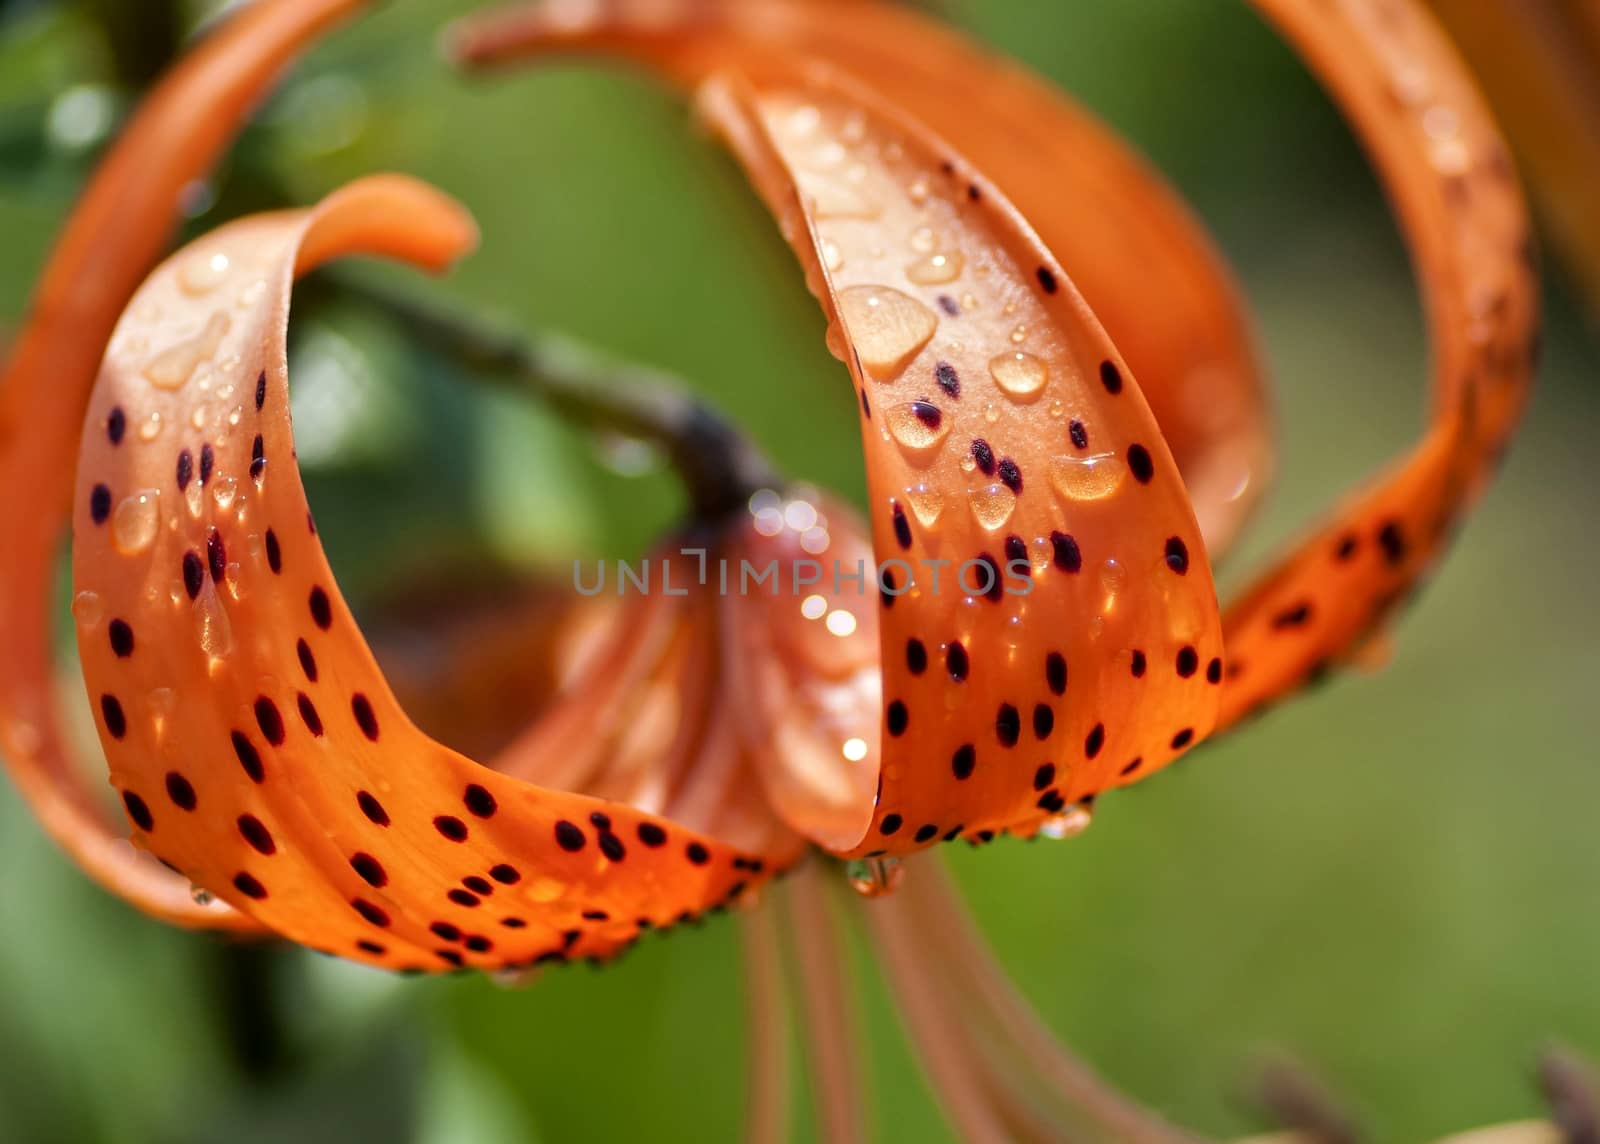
left=695, top=69, right=1223, bottom=854
left=73, top=177, right=785, bottom=972
left=451, top=0, right=1274, bottom=559
left=0, top=0, right=370, bottom=930
left=1215, top=0, right=1538, bottom=730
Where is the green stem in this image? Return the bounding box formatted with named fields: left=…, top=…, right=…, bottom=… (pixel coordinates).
left=331, top=277, right=780, bottom=522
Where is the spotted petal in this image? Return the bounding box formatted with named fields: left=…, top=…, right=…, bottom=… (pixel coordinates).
left=0, top=0, right=370, bottom=930
left=72, top=176, right=783, bottom=972
left=451, top=0, right=1274, bottom=559
left=686, top=68, right=1225, bottom=854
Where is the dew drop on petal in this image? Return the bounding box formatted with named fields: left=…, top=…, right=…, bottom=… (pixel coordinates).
left=72, top=591, right=104, bottom=628
left=989, top=351, right=1049, bottom=400
left=846, top=855, right=904, bottom=897
left=905, top=250, right=963, bottom=285
left=967, top=483, right=1018, bottom=531
left=842, top=737, right=869, bottom=762
left=1039, top=804, right=1094, bottom=840
left=904, top=482, right=945, bottom=528
left=143, top=311, right=231, bottom=390
left=1048, top=453, right=1128, bottom=502
left=112, top=490, right=162, bottom=555
left=177, top=250, right=230, bottom=295
left=885, top=401, right=951, bottom=458
left=212, top=476, right=239, bottom=512
left=837, top=286, right=938, bottom=380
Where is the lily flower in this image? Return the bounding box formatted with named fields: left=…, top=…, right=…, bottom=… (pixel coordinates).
left=0, top=0, right=1542, bottom=1137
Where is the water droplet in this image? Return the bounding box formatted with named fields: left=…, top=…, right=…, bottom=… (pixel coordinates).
left=983, top=403, right=1000, bottom=424
left=846, top=855, right=904, bottom=897
left=967, top=483, right=1017, bottom=531
left=905, top=250, right=964, bottom=285
left=959, top=453, right=977, bottom=474
left=1009, top=324, right=1027, bottom=345
left=212, top=476, right=239, bottom=512
left=1039, top=804, right=1094, bottom=840
left=960, top=292, right=979, bottom=311
left=842, top=737, right=869, bottom=762
left=907, top=177, right=929, bottom=204
left=112, top=490, right=162, bottom=555
left=1048, top=453, right=1128, bottom=502
left=837, top=286, right=938, bottom=380
left=236, top=280, right=266, bottom=308
left=227, top=405, right=242, bottom=427
left=143, top=311, right=231, bottom=390
left=196, top=582, right=233, bottom=661
left=989, top=351, right=1049, bottom=400
left=1049, top=400, right=1066, bottom=418
left=1028, top=536, right=1053, bottom=570
left=190, top=406, right=207, bottom=430
left=178, top=250, right=230, bottom=295
left=184, top=481, right=204, bottom=519
left=137, top=411, right=163, bottom=441
left=885, top=401, right=951, bottom=458
left=825, top=610, right=858, bottom=637
left=904, top=482, right=945, bottom=527
left=821, top=239, right=844, bottom=272
left=909, top=226, right=937, bottom=254
left=72, top=591, right=104, bottom=628
left=1099, top=558, right=1128, bottom=597
left=190, top=884, right=214, bottom=906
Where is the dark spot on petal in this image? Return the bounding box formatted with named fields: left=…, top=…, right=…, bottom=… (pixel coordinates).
left=686, top=842, right=710, bottom=866
left=107, top=407, right=126, bottom=445
left=1271, top=602, right=1313, bottom=630
left=122, top=790, right=153, bottom=831
left=350, top=853, right=387, bottom=887
left=237, top=814, right=275, bottom=855
left=938, top=294, right=960, bottom=317
left=1032, top=703, right=1054, bottom=740
left=1085, top=723, right=1105, bottom=759
left=464, top=783, right=497, bottom=818
left=164, top=771, right=196, bottom=811
left=1033, top=763, right=1056, bottom=791
left=997, top=457, right=1022, bottom=493
left=952, top=743, right=976, bottom=780
left=182, top=551, right=203, bottom=599
left=352, top=694, right=379, bottom=741
left=357, top=790, right=389, bottom=827
left=1045, top=652, right=1067, bottom=695
left=254, top=697, right=284, bottom=745
left=906, top=638, right=927, bottom=675
left=637, top=821, right=667, bottom=848
left=1164, top=536, right=1189, bottom=575
left=109, top=619, right=134, bottom=658
left=296, top=692, right=322, bottom=736
left=911, top=400, right=941, bottom=429
left=353, top=898, right=389, bottom=927
left=89, top=484, right=112, bottom=524
left=555, top=820, right=585, bottom=852
left=1207, top=657, right=1223, bottom=684
left=1127, top=444, right=1154, bottom=484
left=935, top=360, right=960, bottom=398
left=232, top=731, right=264, bottom=783
left=176, top=451, right=193, bottom=491
left=886, top=700, right=909, bottom=737
left=101, top=694, right=126, bottom=739
left=946, top=641, right=969, bottom=682
left=1120, top=757, right=1144, bottom=777
left=490, top=864, right=521, bottom=885
left=1099, top=360, right=1123, bottom=394
left=1378, top=520, right=1408, bottom=566
left=1176, top=646, right=1199, bottom=678
left=256, top=372, right=267, bottom=410
left=207, top=527, right=227, bottom=583
left=891, top=501, right=913, bottom=550
left=1051, top=531, right=1082, bottom=573
left=1069, top=419, right=1089, bottom=449
left=996, top=703, right=1020, bottom=747
left=915, top=824, right=939, bottom=843
left=265, top=529, right=282, bottom=574
left=309, top=586, right=332, bottom=630
left=1131, top=649, right=1147, bottom=678
left=199, top=444, right=214, bottom=486
left=447, top=889, right=480, bottom=908
left=971, top=438, right=996, bottom=475
left=233, top=872, right=267, bottom=900
left=434, top=815, right=468, bottom=842
left=1171, top=728, right=1195, bottom=750
left=1036, top=265, right=1058, bottom=293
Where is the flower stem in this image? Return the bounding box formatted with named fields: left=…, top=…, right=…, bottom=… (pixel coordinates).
left=327, top=276, right=780, bottom=521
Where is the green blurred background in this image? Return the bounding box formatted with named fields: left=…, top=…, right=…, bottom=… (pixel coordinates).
left=1, top=1, right=1596, bottom=1140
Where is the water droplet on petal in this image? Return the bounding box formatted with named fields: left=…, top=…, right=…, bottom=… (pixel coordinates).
left=842, top=737, right=869, bottom=762
left=821, top=239, right=844, bottom=272
left=846, top=855, right=904, bottom=897
left=904, top=482, right=945, bottom=527
left=797, top=171, right=880, bottom=220
left=1039, top=803, right=1094, bottom=840
left=196, top=581, right=233, bottom=662
left=909, top=226, right=938, bottom=254
left=967, top=483, right=1017, bottom=531
left=1048, top=453, right=1128, bottom=502
left=837, top=286, right=938, bottom=380
left=143, top=311, right=231, bottom=390
left=212, top=476, right=239, bottom=512
left=177, top=250, right=230, bottom=295
left=989, top=351, right=1048, bottom=400
left=885, top=400, right=951, bottom=458
left=906, top=250, right=964, bottom=285
left=137, top=411, right=163, bottom=441
left=190, top=884, right=214, bottom=906
left=72, top=591, right=104, bottom=628
left=112, top=490, right=162, bottom=555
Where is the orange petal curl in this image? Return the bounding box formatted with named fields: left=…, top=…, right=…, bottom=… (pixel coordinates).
left=72, top=177, right=786, bottom=972
left=1215, top=0, right=1537, bottom=730
left=695, top=69, right=1225, bottom=855
left=449, top=0, right=1275, bottom=560
left=0, top=0, right=370, bottom=930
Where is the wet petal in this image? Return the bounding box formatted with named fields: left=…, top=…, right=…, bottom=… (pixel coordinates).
left=0, top=0, right=370, bottom=930
left=1215, top=0, right=1538, bottom=731
left=72, top=177, right=784, bottom=971
left=450, top=0, right=1274, bottom=559
left=694, top=70, right=1222, bottom=854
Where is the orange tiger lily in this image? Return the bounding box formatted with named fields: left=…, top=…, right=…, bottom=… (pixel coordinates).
left=0, top=0, right=1541, bottom=1137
